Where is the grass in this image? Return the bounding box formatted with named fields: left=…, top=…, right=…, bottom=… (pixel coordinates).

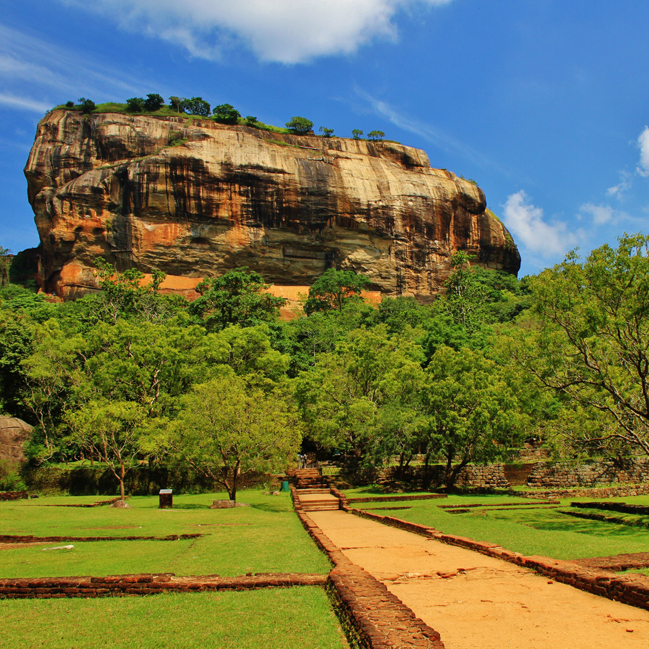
left=350, top=493, right=649, bottom=561
left=0, top=587, right=348, bottom=649
left=0, top=491, right=331, bottom=578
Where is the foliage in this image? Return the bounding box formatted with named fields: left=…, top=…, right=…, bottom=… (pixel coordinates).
left=164, top=376, right=301, bottom=500
left=515, top=233, right=649, bottom=458
left=319, top=126, right=334, bottom=137
left=367, top=130, right=385, bottom=141
left=144, top=93, right=164, bottom=111
left=304, top=268, right=371, bottom=315
left=189, top=269, right=286, bottom=332
left=126, top=97, right=145, bottom=112
left=245, top=115, right=257, bottom=125
left=169, top=96, right=185, bottom=113
left=212, top=103, right=241, bottom=124
left=352, top=129, right=363, bottom=139
left=420, top=345, right=524, bottom=487
left=78, top=98, right=95, bottom=114
left=68, top=400, right=147, bottom=501
left=296, top=325, right=425, bottom=472
left=0, top=246, right=10, bottom=286
left=285, top=116, right=313, bottom=134
left=184, top=97, right=211, bottom=116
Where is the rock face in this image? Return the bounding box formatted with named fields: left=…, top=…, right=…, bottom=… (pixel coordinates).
left=0, top=417, right=33, bottom=465
left=25, top=110, right=520, bottom=300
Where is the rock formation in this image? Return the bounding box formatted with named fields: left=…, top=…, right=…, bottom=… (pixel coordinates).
left=25, top=110, right=520, bottom=300
left=0, top=417, right=33, bottom=465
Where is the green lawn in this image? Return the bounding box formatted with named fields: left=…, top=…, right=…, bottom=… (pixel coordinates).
left=0, top=491, right=331, bottom=578
left=0, top=588, right=348, bottom=649
left=349, top=493, right=649, bottom=560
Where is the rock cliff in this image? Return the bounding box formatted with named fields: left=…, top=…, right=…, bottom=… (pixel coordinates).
left=25, top=110, right=520, bottom=300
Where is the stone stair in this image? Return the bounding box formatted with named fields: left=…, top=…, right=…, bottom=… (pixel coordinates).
left=289, top=468, right=340, bottom=512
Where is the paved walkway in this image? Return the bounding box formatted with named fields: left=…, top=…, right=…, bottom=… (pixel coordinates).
left=309, top=510, right=649, bottom=649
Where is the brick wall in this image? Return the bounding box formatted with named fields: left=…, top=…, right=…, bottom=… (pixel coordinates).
left=527, top=460, right=649, bottom=488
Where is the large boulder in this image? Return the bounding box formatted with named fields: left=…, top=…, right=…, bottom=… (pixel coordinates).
left=0, top=417, right=33, bottom=465
left=26, top=110, right=520, bottom=301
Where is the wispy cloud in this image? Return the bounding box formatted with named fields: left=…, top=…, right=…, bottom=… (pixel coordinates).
left=0, top=23, right=151, bottom=113
left=59, top=0, right=453, bottom=64
left=503, top=191, right=580, bottom=258
left=0, top=94, right=51, bottom=113
left=354, top=89, right=506, bottom=173
left=637, top=126, right=649, bottom=177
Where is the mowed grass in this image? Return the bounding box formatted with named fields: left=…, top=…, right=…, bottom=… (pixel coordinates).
left=0, top=491, right=331, bottom=578
left=346, top=492, right=649, bottom=560
left=0, top=587, right=348, bottom=649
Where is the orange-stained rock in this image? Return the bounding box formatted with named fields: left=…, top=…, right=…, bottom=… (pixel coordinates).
left=25, top=110, right=520, bottom=301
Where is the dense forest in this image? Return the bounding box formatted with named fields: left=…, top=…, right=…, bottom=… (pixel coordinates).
left=1, top=234, right=648, bottom=497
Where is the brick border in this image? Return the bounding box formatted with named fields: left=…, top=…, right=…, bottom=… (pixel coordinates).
left=0, top=572, right=326, bottom=599
left=292, top=485, right=445, bottom=649
left=0, top=491, right=29, bottom=502
left=352, top=508, right=649, bottom=612
left=0, top=534, right=202, bottom=543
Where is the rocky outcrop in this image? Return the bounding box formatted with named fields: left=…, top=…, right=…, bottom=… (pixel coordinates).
left=0, top=417, right=33, bottom=465
left=25, top=110, right=520, bottom=300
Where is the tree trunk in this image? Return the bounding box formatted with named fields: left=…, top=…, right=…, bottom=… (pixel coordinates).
left=119, top=462, right=126, bottom=502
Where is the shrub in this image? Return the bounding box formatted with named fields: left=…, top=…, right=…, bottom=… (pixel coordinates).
left=126, top=97, right=145, bottom=112
left=245, top=115, right=258, bottom=125
left=185, top=97, right=211, bottom=116
left=78, top=98, right=96, bottom=114
left=212, top=103, right=241, bottom=124
left=65, top=101, right=75, bottom=108
left=144, top=93, right=164, bottom=111
left=352, top=129, right=363, bottom=139
left=319, top=126, right=334, bottom=138
left=367, top=130, right=385, bottom=141
left=285, top=116, right=313, bottom=134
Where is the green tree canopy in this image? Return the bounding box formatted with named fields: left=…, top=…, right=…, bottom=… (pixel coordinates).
left=285, top=116, right=313, bottom=134
left=304, top=268, right=371, bottom=315
left=189, top=269, right=285, bottom=332
left=516, top=233, right=649, bottom=458
left=164, top=376, right=301, bottom=501
left=212, top=104, right=241, bottom=124
left=144, top=93, right=164, bottom=111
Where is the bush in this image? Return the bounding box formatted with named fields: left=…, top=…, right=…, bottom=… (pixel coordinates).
left=185, top=97, right=211, bottom=116
left=213, top=103, right=241, bottom=124
left=126, top=97, right=145, bottom=112
left=319, top=126, right=334, bottom=138
left=245, top=115, right=258, bottom=125
left=367, top=130, right=385, bottom=141
left=78, top=98, right=96, bottom=114
left=144, top=93, right=164, bottom=111
left=286, top=116, right=313, bottom=134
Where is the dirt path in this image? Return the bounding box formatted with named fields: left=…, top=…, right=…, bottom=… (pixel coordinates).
left=309, top=510, right=649, bottom=649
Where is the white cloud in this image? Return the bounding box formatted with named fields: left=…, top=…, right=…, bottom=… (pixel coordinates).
left=0, top=23, right=150, bottom=114
left=637, top=126, right=649, bottom=177
left=503, top=191, right=578, bottom=258
left=0, top=94, right=51, bottom=113
left=59, top=0, right=453, bottom=64
left=579, top=203, right=615, bottom=225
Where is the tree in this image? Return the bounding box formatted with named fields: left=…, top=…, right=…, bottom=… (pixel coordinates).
left=166, top=376, right=301, bottom=501
left=517, top=234, right=649, bottom=458
left=78, top=98, right=95, bottom=114
left=185, top=97, right=211, bottom=116
left=212, top=104, right=241, bottom=124
left=169, top=96, right=185, bottom=113
left=304, top=269, right=371, bottom=315
left=0, top=247, right=11, bottom=287
left=68, top=401, right=146, bottom=504
left=245, top=115, right=258, bottom=125
left=296, top=326, right=425, bottom=473
left=352, top=129, right=363, bottom=140
left=189, top=269, right=286, bottom=332
left=319, top=126, right=334, bottom=138
left=285, top=117, right=313, bottom=134
left=367, top=130, right=385, bottom=141
left=420, top=345, right=523, bottom=488
left=144, top=93, right=164, bottom=111
left=126, top=97, right=145, bottom=112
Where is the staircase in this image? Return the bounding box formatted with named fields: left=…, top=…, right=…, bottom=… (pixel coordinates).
left=290, top=468, right=340, bottom=512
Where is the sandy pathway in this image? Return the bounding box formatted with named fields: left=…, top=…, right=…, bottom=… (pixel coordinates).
left=309, top=510, right=649, bottom=649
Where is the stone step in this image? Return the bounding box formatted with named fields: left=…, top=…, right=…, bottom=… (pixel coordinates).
left=301, top=503, right=340, bottom=511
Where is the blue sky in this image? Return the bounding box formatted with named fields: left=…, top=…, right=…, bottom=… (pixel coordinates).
left=1, top=0, right=648, bottom=276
